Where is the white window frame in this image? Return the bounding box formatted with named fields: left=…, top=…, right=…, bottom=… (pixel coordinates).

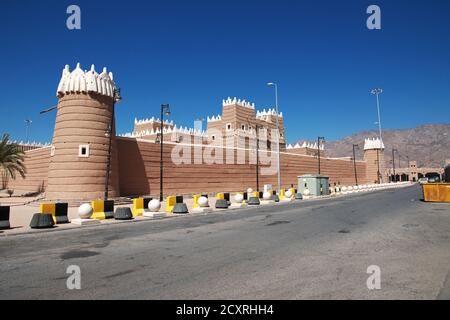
left=226, top=123, right=232, bottom=131
left=50, top=145, right=55, bottom=157
left=78, top=144, right=90, bottom=158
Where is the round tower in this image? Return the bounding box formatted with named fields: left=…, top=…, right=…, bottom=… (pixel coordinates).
left=363, top=137, right=386, bottom=184
left=45, top=63, right=121, bottom=201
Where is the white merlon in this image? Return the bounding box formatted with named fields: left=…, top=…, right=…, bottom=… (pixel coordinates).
left=222, top=97, right=255, bottom=109
left=207, top=114, right=222, bottom=122
left=56, top=63, right=118, bottom=100
left=134, top=117, right=174, bottom=125
left=289, top=141, right=325, bottom=150
left=364, top=138, right=385, bottom=150
left=256, top=108, right=283, bottom=119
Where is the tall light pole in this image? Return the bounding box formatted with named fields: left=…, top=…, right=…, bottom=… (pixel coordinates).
left=371, top=88, right=383, bottom=143
left=159, top=104, right=171, bottom=201
left=352, top=144, right=359, bottom=185
left=267, top=82, right=281, bottom=192
left=371, top=88, right=384, bottom=183
left=317, top=136, right=325, bottom=174
left=24, top=119, right=32, bottom=142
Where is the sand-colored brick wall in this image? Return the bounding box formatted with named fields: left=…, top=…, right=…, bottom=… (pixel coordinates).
left=6, top=146, right=51, bottom=194
left=117, top=138, right=368, bottom=197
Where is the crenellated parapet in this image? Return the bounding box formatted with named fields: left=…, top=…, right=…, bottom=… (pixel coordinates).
left=56, top=63, right=118, bottom=100
left=256, top=108, right=283, bottom=119
left=287, top=141, right=324, bottom=151
left=364, top=137, right=385, bottom=150
left=120, top=125, right=207, bottom=139
left=222, top=97, right=255, bottom=109
left=207, top=115, right=222, bottom=122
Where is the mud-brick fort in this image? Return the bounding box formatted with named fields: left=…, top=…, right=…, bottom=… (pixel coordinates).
left=5, top=64, right=440, bottom=201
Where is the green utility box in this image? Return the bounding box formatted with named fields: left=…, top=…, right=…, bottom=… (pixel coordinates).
left=297, top=174, right=330, bottom=196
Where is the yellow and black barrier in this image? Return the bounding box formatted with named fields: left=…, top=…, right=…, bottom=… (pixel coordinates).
left=0, top=206, right=10, bottom=230
left=173, top=195, right=189, bottom=214
left=279, top=188, right=286, bottom=200
left=91, top=199, right=115, bottom=220
left=165, top=196, right=176, bottom=213
left=39, top=202, right=70, bottom=224
left=216, top=193, right=229, bottom=209
left=132, top=197, right=153, bottom=217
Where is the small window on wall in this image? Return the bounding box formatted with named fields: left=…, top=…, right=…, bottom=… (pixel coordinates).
left=226, top=123, right=232, bottom=131
left=78, top=144, right=90, bottom=158
left=241, top=124, right=246, bottom=131
left=50, top=145, right=55, bottom=157
left=211, top=135, right=216, bottom=141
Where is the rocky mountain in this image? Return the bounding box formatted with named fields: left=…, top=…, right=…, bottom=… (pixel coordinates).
left=299, top=124, right=450, bottom=168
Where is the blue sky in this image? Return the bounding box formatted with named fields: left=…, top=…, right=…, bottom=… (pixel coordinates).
left=0, top=0, right=449, bottom=144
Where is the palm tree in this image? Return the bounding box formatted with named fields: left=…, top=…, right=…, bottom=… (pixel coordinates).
left=0, top=134, right=26, bottom=187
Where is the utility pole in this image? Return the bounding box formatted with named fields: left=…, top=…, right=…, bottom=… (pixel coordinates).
left=317, top=136, right=325, bottom=174
left=376, top=149, right=381, bottom=184
left=352, top=144, right=359, bottom=185
left=392, top=148, right=397, bottom=183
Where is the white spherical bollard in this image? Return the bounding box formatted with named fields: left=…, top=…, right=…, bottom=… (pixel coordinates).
left=148, top=199, right=161, bottom=212
left=304, top=188, right=311, bottom=196
left=247, top=188, right=253, bottom=194
left=285, top=190, right=292, bottom=198
left=234, top=193, right=244, bottom=203
left=78, top=203, right=93, bottom=219
left=342, top=186, right=348, bottom=193
left=263, top=191, right=272, bottom=200
left=348, top=186, right=353, bottom=191
left=198, top=196, right=209, bottom=207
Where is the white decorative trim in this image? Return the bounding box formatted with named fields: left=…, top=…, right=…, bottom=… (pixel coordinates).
left=364, top=138, right=385, bottom=150
left=288, top=141, right=324, bottom=150
left=256, top=108, right=283, bottom=118
left=56, top=63, right=118, bottom=100
left=222, top=97, right=255, bottom=109
left=207, top=114, right=222, bottom=122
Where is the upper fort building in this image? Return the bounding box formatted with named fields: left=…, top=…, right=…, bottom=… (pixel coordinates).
left=5, top=63, right=405, bottom=201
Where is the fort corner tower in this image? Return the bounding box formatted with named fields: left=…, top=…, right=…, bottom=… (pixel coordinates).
left=45, top=63, right=120, bottom=200
left=363, top=137, right=386, bottom=184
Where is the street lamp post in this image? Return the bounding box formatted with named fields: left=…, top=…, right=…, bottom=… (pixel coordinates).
left=267, top=82, right=281, bottom=192
left=371, top=88, right=384, bottom=183
left=104, top=88, right=121, bottom=200
left=317, top=136, right=325, bottom=174
left=371, top=88, right=383, bottom=142
left=352, top=144, right=359, bottom=185
left=255, top=125, right=260, bottom=192
left=159, top=104, right=171, bottom=201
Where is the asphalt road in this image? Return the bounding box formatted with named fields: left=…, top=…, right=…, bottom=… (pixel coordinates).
left=1, top=185, right=449, bottom=300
